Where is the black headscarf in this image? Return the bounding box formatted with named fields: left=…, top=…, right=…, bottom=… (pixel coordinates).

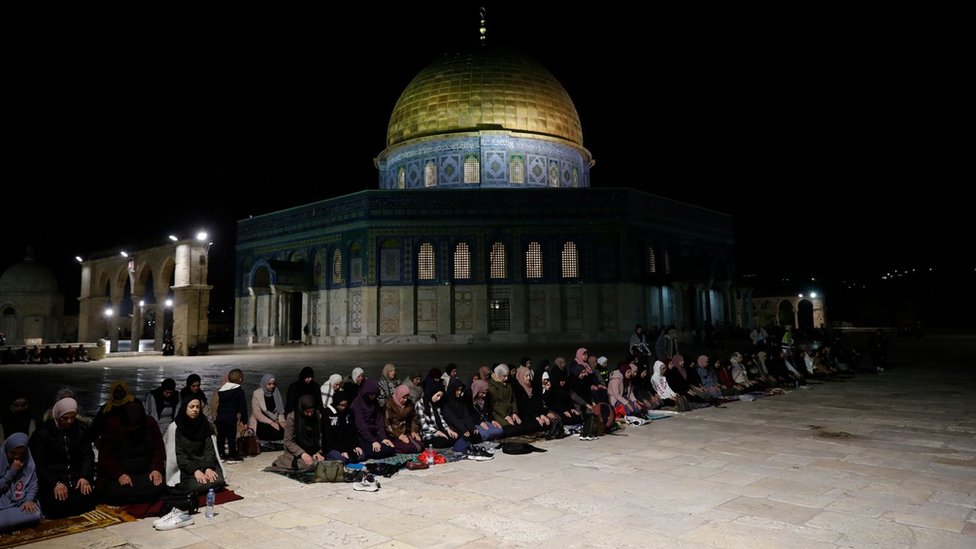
left=441, top=378, right=477, bottom=433
left=293, top=394, right=321, bottom=454
left=180, top=374, right=207, bottom=405
left=421, top=382, right=447, bottom=432
left=149, top=378, right=180, bottom=420
left=175, top=396, right=211, bottom=442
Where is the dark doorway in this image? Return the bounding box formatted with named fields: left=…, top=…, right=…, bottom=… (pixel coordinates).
left=289, top=292, right=303, bottom=342
left=797, top=300, right=814, bottom=331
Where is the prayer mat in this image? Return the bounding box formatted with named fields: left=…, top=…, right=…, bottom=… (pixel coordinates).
left=120, top=489, right=244, bottom=519
left=644, top=411, right=679, bottom=420
left=0, top=504, right=136, bottom=549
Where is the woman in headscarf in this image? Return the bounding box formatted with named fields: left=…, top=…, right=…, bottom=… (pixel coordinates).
left=415, top=382, right=468, bottom=453
left=169, top=396, right=224, bottom=496
left=694, top=355, right=723, bottom=400
left=440, top=363, right=459, bottom=389
left=0, top=432, right=42, bottom=531
left=28, top=398, right=96, bottom=518
left=250, top=374, right=286, bottom=450
left=349, top=380, right=394, bottom=459
left=511, top=364, right=549, bottom=432
left=145, top=378, right=180, bottom=435
left=468, top=380, right=505, bottom=440
left=286, top=367, right=322, bottom=415
left=91, top=380, right=135, bottom=443
left=403, top=372, right=424, bottom=404
left=1, top=393, right=36, bottom=440
left=377, top=363, right=401, bottom=407
left=652, top=360, right=689, bottom=411
left=608, top=362, right=642, bottom=415
left=321, top=390, right=364, bottom=463
left=342, top=367, right=366, bottom=401
left=383, top=385, right=422, bottom=453
left=274, top=395, right=324, bottom=470
left=544, top=358, right=584, bottom=425
left=440, top=379, right=481, bottom=446
left=487, top=364, right=521, bottom=428
left=320, top=374, right=344, bottom=408
left=96, top=401, right=166, bottom=504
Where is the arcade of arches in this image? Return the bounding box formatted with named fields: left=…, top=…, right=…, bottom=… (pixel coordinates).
left=77, top=240, right=212, bottom=355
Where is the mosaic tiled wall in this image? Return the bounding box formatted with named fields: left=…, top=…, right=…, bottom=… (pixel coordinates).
left=453, top=290, right=474, bottom=331
left=416, top=287, right=438, bottom=333
left=379, top=289, right=400, bottom=334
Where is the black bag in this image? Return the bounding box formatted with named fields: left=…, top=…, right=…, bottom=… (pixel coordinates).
left=501, top=442, right=547, bottom=455
left=365, top=462, right=400, bottom=478
left=238, top=428, right=260, bottom=457
left=161, top=491, right=199, bottom=516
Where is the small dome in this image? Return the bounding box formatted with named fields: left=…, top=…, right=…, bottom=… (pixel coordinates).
left=387, top=47, right=583, bottom=148
left=0, top=257, right=59, bottom=294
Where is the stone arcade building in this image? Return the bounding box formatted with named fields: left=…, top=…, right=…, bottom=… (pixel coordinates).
left=234, top=47, right=736, bottom=345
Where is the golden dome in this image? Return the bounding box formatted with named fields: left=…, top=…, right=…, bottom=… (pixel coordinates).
left=387, top=48, right=583, bottom=148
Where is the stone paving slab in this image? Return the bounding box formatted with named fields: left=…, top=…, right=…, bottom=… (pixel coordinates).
left=13, top=336, right=976, bottom=548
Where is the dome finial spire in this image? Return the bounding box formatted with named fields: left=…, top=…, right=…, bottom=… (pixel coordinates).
left=479, top=7, right=487, bottom=46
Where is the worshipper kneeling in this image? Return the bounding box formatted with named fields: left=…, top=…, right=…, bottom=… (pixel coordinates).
left=28, top=398, right=96, bottom=518
left=96, top=401, right=166, bottom=505
left=166, top=398, right=225, bottom=497
left=415, top=383, right=470, bottom=453
left=274, top=395, right=324, bottom=470
left=321, top=391, right=364, bottom=463
left=250, top=373, right=286, bottom=451
left=383, top=385, right=423, bottom=454
left=0, top=433, right=42, bottom=532
left=350, top=380, right=395, bottom=459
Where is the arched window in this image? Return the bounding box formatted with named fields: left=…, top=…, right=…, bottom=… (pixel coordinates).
left=490, top=242, right=507, bottom=279
left=561, top=241, right=578, bottom=278
left=331, top=249, right=343, bottom=284
left=453, top=242, right=471, bottom=280
left=397, top=167, right=405, bottom=189
left=664, top=247, right=671, bottom=274
left=424, top=161, right=437, bottom=187
left=648, top=246, right=657, bottom=274
left=509, top=155, right=524, bottom=184
left=418, top=242, right=435, bottom=280
left=464, top=154, right=480, bottom=183
left=526, top=241, right=543, bottom=279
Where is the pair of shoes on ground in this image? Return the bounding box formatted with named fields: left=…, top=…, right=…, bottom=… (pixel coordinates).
left=154, top=508, right=194, bottom=531
left=465, top=446, right=494, bottom=461
left=352, top=473, right=380, bottom=492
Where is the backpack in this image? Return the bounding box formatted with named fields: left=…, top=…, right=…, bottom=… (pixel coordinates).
left=501, top=442, right=547, bottom=455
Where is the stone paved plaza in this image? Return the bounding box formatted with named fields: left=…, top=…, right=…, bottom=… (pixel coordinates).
left=6, top=336, right=976, bottom=548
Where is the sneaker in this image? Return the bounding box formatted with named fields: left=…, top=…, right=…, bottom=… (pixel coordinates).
left=155, top=511, right=195, bottom=531
left=352, top=473, right=380, bottom=492
left=223, top=457, right=244, bottom=464
left=152, top=508, right=181, bottom=528
left=465, top=447, right=493, bottom=461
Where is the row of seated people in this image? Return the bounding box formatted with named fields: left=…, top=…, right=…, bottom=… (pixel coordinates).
left=0, top=344, right=90, bottom=365
left=0, top=396, right=223, bottom=532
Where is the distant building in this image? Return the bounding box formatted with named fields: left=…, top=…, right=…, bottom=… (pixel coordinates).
left=0, top=250, right=67, bottom=345
left=234, top=46, right=736, bottom=345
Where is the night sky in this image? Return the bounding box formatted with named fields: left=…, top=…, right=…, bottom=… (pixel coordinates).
left=4, top=4, right=969, bottom=322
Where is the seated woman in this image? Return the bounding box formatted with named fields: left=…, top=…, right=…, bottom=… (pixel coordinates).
left=349, top=380, right=395, bottom=459
left=608, top=362, right=645, bottom=416
left=376, top=363, right=400, bottom=407
left=97, top=401, right=166, bottom=505
left=651, top=360, right=690, bottom=411
left=415, top=383, right=469, bottom=453
left=468, top=380, right=505, bottom=440
left=693, top=356, right=724, bottom=401
left=167, top=397, right=225, bottom=497
left=0, top=433, right=42, bottom=532
left=383, top=385, right=423, bottom=454
left=274, top=395, right=324, bottom=470
left=320, top=374, right=343, bottom=409
left=91, top=381, right=136, bottom=444
left=250, top=374, right=286, bottom=450
left=441, top=379, right=498, bottom=450
left=322, top=390, right=364, bottom=463
left=28, top=398, right=96, bottom=518
left=144, top=378, right=180, bottom=436
left=511, top=365, right=552, bottom=433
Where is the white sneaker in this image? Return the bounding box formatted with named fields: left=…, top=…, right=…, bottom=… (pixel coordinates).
left=352, top=473, right=380, bottom=492
left=152, top=508, right=181, bottom=528
left=155, top=511, right=195, bottom=531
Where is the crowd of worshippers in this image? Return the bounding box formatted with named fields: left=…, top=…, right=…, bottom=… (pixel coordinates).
left=0, top=344, right=90, bottom=365
left=2, top=323, right=873, bottom=532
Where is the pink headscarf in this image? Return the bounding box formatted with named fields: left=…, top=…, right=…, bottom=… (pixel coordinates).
left=470, top=379, right=489, bottom=408
left=392, top=384, right=411, bottom=410
left=53, top=397, right=78, bottom=419
left=575, top=348, right=593, bottom=374
left=515, top=366, right=533, bottom=398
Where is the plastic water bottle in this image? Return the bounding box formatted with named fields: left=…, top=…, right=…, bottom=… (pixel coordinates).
left=426, top=443, right=434, bottom=465
left=205, top=488, right=215, bottom=519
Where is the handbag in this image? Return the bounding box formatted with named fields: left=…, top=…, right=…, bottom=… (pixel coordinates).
left=237, top=428, right=261, bottom=457
left=314, top=460, right=344, bottom=483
